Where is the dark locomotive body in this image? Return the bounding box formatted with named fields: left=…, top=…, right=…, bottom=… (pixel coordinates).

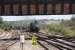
left=30, top=20, right=39, bottom=33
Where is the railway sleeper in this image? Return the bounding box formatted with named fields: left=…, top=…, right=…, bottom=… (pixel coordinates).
left=53, top=39, right=75, bottom=48
left=38, top=40, right=59, bottom=50
left=62, top=39, right=75, bottom=44
left=46, top=40, right=74, bottom=50
left=37, top=41, right=50, bottom=50
left=0, top=40, right=17, bottom=50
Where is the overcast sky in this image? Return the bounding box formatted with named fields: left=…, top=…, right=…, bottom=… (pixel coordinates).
left=1, top=15, right=72, bottom=21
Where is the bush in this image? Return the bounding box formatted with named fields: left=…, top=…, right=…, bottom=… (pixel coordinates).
left=47, top=24, right=75, bottom=37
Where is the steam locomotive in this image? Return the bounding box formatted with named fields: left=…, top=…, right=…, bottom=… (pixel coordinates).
left=30, top=20, right=39, bottom=33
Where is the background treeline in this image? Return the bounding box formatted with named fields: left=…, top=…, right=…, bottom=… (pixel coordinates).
left=0, top=17, right=31, bottom=31
left=45, top=16, right=75, bottom=37
left=0, top=16, right=75, bottom=37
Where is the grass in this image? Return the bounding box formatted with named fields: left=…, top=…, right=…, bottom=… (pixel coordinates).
left=41, top=23, right=75, bottom=37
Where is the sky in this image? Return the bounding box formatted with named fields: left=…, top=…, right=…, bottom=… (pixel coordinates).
left=1, top=15, right=72, bottom=21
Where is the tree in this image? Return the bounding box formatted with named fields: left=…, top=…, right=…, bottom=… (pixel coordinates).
left=0, top=17, right=3, bottom=24
left=71, top=16, right=75, bottom=21
left=62, top=16, right=75, bottom=29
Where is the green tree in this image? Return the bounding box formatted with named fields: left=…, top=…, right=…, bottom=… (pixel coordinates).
left=0, top=17, right=3, bottom=24
left=71, top=16, right=75, bottom=21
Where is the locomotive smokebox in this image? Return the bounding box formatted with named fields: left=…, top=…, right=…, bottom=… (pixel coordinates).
left=30, top=20, right=39, bottom=33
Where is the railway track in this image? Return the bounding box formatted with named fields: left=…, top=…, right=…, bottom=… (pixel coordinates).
left=35, top=32, right=75, bottom=50
left=62, top=39, right=75, bottom=44
left=0, top=40, right=18, bottom=50
left=6, top=40, right=18, bottom=50
left=38, top=40, right=60, bottom=50
left=0, top=32, right=75, bottom=50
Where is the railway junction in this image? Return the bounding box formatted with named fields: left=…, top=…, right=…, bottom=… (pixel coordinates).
left=0, top=31, right=75, bottom=50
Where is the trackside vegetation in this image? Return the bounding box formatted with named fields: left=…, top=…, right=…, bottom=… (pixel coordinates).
left=0, top=16, right=75, bottom=37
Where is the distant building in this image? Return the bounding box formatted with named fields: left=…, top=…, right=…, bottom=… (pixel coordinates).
left=0, top=0, right=75, bottom=15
